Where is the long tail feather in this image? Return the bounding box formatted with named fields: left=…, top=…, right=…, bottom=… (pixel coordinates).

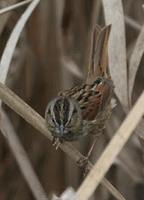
left=86, top=25, right=111, bottom=84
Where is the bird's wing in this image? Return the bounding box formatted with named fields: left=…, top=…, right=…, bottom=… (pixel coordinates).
left=59, top=78, right=113, bottom=121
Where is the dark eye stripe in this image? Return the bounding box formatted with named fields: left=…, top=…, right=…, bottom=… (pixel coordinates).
left=63, top=98, right=70, bottom=125
left=76, top=94, right=83, bottom=101
left=53, top=97, right=70, bottom=125
left=73, top=107, right=77, bottom=114
left=91, top=77, right=103, bottom=87
left=53, top=99, right=61, bottom=125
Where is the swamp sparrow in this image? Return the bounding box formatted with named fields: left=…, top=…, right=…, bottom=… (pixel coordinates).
left=45, top=25, right=113, bottom=153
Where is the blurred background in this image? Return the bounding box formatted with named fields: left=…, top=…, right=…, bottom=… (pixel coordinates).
left=0, top=0, right=144, bottom=199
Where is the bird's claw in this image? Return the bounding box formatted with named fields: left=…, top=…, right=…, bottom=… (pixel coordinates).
left=77, top=156, right=89, bottom=167
left=52, top=137, right=61, bottom=150
left=77, top=156, right=90, bottom=176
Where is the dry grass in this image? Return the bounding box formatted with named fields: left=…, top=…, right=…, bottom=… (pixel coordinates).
left=0, top=1, right=144, bottom=200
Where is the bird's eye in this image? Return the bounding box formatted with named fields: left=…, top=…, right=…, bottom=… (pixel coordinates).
left=67, top=117, right=75, bottom=128
left=50, top=118, right=56, bottom=126
left=67, top=110, right=78, bottom=127
left=73, top=108, right=77, bottom=114
left=94, top=77, right=103, bottom=85
left=46, top=110, right=55, bottom=127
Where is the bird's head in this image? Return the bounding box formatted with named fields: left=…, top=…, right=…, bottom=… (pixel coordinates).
left=45, top=96, right=82, bottom=141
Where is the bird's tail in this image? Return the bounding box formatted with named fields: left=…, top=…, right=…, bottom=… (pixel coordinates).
left=86, top=25, right=111, bottom=84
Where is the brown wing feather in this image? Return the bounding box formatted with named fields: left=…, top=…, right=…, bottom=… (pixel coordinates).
left=59, top=78, right=113, bottom=121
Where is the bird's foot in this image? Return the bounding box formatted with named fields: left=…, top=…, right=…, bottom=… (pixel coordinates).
left=52, top=137, right=61, bottom=150
left=77, top=156, right=89, bottom=167
left=77, top=156, right=90, bottom=176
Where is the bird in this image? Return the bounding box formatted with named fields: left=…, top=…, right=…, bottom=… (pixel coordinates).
left=45, top=24, right=114, bottom=160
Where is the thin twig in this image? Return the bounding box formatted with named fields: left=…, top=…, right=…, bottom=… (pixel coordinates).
left=0, top=0, right=32, bottom=15
left=125, top=15, right=142, bottom=31
left=0, top=109, right=48, bottom=200
left=0, top=1, right=18, bottom=35
left=76, top=91, right=144, bottom=200
left=0, top=82, right=125, bottom=200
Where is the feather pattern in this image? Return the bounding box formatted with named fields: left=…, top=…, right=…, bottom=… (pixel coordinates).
left=59, top=77, right=113, bottom=121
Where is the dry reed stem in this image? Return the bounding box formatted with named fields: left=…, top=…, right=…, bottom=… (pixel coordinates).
left=0, top=109, right=48, bottom=200
left=102, top=0, right=128, bottom=111
left=0, top=1, right=17, bottom=35
left=0, top=0, right=40, bottom=89
left=0, top=0, right=45, bottom=199
left=0, top=83, right=125, bottom=200
left=0, top=0, right=32, bottom=15
left=76, top=90, right=144, bottom=200
left=128, top=25, right=144, bottom=105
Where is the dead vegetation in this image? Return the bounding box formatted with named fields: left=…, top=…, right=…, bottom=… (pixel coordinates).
left=0, top=1, right=144, bottom=200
